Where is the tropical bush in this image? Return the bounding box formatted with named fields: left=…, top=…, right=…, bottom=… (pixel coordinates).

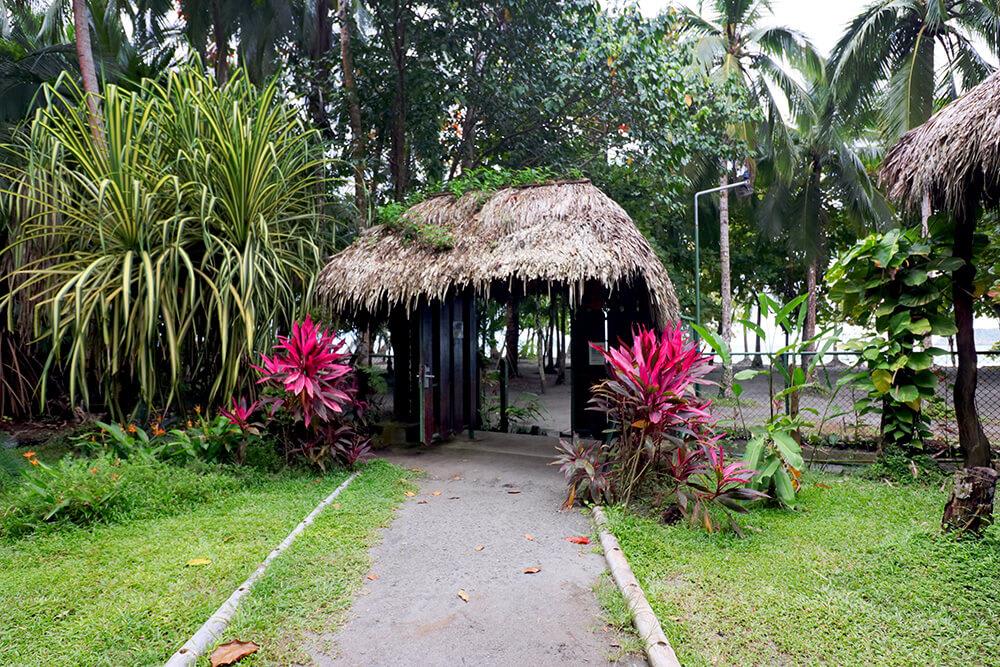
left=0, top=62, right=334, bottom=417
left=586, top=324, right=717, bottom=505
left=255, top=316, right=369, bottom=471
left=555, top=325, right=763, bottom=531
left=828, top=226, right=959, bottom=454
left=0, top=451, right=243, bottom=538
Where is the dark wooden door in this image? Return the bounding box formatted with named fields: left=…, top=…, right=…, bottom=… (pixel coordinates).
left=418, top=303, right=437, bottom=444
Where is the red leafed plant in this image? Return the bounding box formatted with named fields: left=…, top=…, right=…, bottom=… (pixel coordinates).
left=584, top=324, right=718, bottom=505
left=255, top=315, right=355, bottom=428
left=220, top=397, right=263, bottom=435
left=667, top=444, right=767, bottom=535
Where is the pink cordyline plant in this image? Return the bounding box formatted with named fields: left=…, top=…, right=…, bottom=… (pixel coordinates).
left=587, top=324, right=720, bottom=506
left=592, top=324, right=715, bottom=440
left=219, top=397, right=262, bottom=435
left=254, top=316, right=354, bottom=428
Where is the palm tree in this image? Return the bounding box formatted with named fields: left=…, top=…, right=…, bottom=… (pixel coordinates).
left=757, top=72, right=892, bottom=343
left=71, top=0, right=102, bottom=143
left=680, top=0, right=821, bottom=390
left=831, top=0, right=1000, bottom=143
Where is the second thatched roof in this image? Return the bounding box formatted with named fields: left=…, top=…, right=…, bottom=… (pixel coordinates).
left=880, top=70, right=1000, bottom=212
left=317, top=179, right=680, bottom=325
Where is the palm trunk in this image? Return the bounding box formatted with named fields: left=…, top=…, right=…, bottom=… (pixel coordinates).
left=952, top=202, right=992, bottom=468
left=719, top=171, right=733, bottom=394
left=338, top=0, right=368, bottom=223
left=804, top=259, right=817, bottom=343
left=211, top=0, right=229, bottom=85
left=306, top=0, right=334, bottom=138
left=72, top=0, right=103, bottom=148
left=389, top=0, right=409, bottom=200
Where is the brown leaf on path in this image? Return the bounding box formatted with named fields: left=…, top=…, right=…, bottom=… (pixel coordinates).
left=451, top=475, right=463, bottom=481
left=432, top=490, right=442, bottom=496
left=404, top=491, right=416, bottom=497
left=474, top=544, right=485, bottom=552
left=524, top=533, right=535, bottom=541
left=186, top=558, right=211, bottom=567
left=522, top=567, right=541, bottom=574
left=457, top=589, right=470, bottom=602
left=417, top=500, right=429, bottom=504
left=210, top=639, right=259, bottom=667
left=448, top=496, right=460, bottom=500
left=506, top=489, right=521, bottom=495
left=565, top=536, right=590, bottom=545
left=366, top=573, right=379, bottom=581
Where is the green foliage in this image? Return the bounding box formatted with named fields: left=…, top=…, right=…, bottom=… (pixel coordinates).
left=828, top=225, right=958, bottom=451
left=743, top=415, right=806, bottom=508
left=375, top=167, right=567, bottom=251
left=0, top=454, right=243, bottom=538
left=0, top=61, right=334, bottom=416
left=861, top=447, right=947, bottom=487
left=698, top=292, right=837, bottom=507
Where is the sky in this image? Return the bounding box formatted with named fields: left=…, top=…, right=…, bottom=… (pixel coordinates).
left=638, top=0, right=867, bottom=56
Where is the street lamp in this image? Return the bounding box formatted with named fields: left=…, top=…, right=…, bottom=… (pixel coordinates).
left=692, top=177, right=753, bottom=333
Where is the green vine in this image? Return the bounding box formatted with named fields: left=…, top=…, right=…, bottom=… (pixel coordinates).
left=375, top=167, right=582, bottom=251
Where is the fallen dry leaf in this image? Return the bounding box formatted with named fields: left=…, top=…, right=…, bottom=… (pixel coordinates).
left=432, top=491, right=442, bottom=496
left=186, top=558, right=212, bottom=567
left=366, top=573, right=379, bottom=581
left=417, top=500, right=429, bottom=505
left=332, top=502, right=342, bottom=509
left=474, top=544, right=485, bottom=552
left=506, top=489, right=521, bottom=495
left=209, top=639, right=259, bottom=667
left=451, top=475, right=463, bottom=481
left=522, top=567, right=541, bottom=574
left=448, top=496, right=460, bottom=500
left=457, top=589, right=470, bottom=602
left=404, top=491, right=416, bottom=497
left=566, top=536, right=591, bottom=545
left=524, top=533, right=535, bottom=541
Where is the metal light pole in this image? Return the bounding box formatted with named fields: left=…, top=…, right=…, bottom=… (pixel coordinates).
left=693, top=178, right=752, bottom=333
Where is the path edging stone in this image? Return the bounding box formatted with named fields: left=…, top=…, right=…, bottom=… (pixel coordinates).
left=591, top=506, right=680, bottom=667
left=163, top=471, right=360, bottom=666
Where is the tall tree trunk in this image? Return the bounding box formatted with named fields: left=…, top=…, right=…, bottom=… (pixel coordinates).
left=718, top=171, right=733, bottom=394
left=338, top=0, right=367, bottom=223
left=804, top=259, right=818, bottom=342
left=952, top=202, right=992, bottom=468
left=751, top=301, right=763, bottom=369
left=306, top=0, right=334, bottom=139
left=211, top=0, right=229, bottom=85
left=72, top=0, right=103, bottom=148
left=505, top=294, right=520, bottom=377
left=389, top=0, right=409, bottom=200
left=535, top=310, right=545, bottom=394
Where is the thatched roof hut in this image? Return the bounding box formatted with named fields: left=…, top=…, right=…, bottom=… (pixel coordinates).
left=880, top=70, right=1000, bottom=212
left=317, top=179, right=680, bottom=325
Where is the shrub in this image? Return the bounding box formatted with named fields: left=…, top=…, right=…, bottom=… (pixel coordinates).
left=585, top=324, right=717, bottom=505
left=256, top=316, right=355, bottom=429
left=255, top=317, right=366, bottom=471
left=0, top=452, right=243, bottom=538
left=664, top=444, right=767, bottom=534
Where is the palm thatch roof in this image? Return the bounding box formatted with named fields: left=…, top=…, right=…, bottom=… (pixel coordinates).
left=317, top=179, right=680, bottom=325
left=880, top=70, right=1000, bottom=212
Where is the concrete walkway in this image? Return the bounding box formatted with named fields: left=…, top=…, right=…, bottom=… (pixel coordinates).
left=312, top=433, right=620, bottom=666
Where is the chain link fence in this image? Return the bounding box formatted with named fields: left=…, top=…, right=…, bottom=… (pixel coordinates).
left=705, top=350, right=1000, bottom=454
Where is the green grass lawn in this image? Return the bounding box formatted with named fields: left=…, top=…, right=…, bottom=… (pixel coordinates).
left=0, top=459, right=410, bottom=666
left=604, top=475, right=1000, bottom=666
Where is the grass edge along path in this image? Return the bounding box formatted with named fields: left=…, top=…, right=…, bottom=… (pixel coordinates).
left=0, top=460, right=411, bottom=666
left=602, top=474, right=1000, bottom=667
left=200, top=460, right=413, bottom=665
